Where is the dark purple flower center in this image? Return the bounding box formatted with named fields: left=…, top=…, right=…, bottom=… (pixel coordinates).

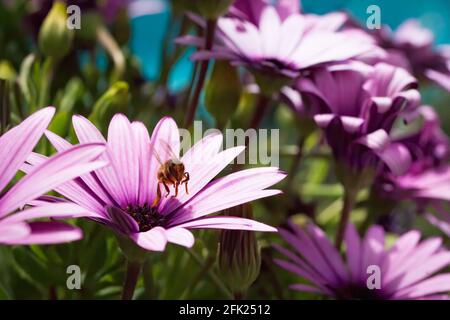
left=125, top=204, right=166, bottom=232
left=334, top=283, right=388, bottom=300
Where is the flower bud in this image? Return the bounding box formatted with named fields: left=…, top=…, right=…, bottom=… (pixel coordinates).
left=38, top=1, right=74, bottom=60
left=89, top=81, right=129, bottom=132
left=217, top=204, right=261, bottom=296
left=205, top=61, right=242, bottom=128
left=0, top=60, right=16, bottom=81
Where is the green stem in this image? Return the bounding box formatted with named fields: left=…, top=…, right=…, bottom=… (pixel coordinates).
left=233, top=94, right=271, bottom=172
left=121, top=260, right=142, bottom=300
left=335, top=189, right=357, bottom=249
left=142, top=260, right=155, bottom=299
left=284, top=135, right=306, bottom=193
left=38, top=57, right=54, bottom=109
left=248, top=93, right=270, bottom=130
left=184, top=19, right=217, bottom=128
left=97, top=26, right=125, bottom=82
left=187, top=250, right=233, bottom=299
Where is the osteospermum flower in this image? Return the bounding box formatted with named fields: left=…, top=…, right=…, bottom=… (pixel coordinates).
left=274, top=221, right=450, bottom=299
left=375, top=19, right=450, bottom=92
left=296, top=63, right=420, bottom=175
left=376, top=106, right=450, bottom=200
left=373, top=106, right=450, bottom=233
left=27, top=114, right=285, bottom=251
left=177, top=0, right=378, bottom=79
left=0, top=107, right=106, bottom=245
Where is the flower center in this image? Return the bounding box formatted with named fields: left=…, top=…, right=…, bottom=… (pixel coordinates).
left=125, top=204, right=166, bottom=232
left=334, top=283, right=387, bottom=300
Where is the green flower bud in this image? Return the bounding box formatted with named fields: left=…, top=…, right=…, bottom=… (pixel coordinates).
left=38, top=1, right=74, bottom=60
left=0, top=60, right=16, bottom=81
left=89, top=81, right=129, bottom=132
left=205, top=61, right=242, bottom=128
left=217, top=204, right=261, bottom=297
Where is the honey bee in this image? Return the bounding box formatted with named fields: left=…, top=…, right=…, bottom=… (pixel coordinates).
left=151, top=141, right=189, bottom=208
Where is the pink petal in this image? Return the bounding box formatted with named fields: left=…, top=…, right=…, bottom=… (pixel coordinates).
left=106, top=206, right=139, bottom=234
left=0, top=221, right=30, bottom=243
left=2, top=221, right=82, bottom=245
left=45, top=130, right=114, bottom=206
left=360, top=225, right=385, bottom=282
left=0, top=143, right=106, bottom=216
left=131, top=226, right=167, bottom=251
left=389, top=251, right=450, bottom=292
left=2, top=203, right=103, bottom=224
left=107, top=114, right=140, bottom=205
left=394, top=273, right=450, bottom=299
left=176, top=216, right=276, bottom=232
left=259, top=6, right=281, bottom=58
left=344, top=223, right=362, bottom=281
left=130, top=122, right=152, bottom=206
left=425, top=69, right=450, bottom=92
left=22, top=153, right=107, bottom=215
left=0, top=107, right=55, bottom=192
left=172, top=167, right=286, bottom=223
left=165, top=227, right=195, bottom=248
left=72, top=115, right=126, bottom=205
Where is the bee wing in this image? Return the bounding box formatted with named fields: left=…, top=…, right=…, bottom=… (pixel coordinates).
left=154, top=138, right=181, bottom=164
left=151, top=146, right=164, bottom=165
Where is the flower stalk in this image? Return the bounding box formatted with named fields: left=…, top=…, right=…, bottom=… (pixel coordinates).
left=334, top=188, right=357, bottom=249
left=121, top=260, right=142, bottom=300
left=184, top=19, right=217, bottom=127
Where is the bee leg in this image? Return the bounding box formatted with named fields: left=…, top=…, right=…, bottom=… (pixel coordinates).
left=182, top=172, right=190, bottom=194
left=174, top=182, right=179, bottom=197
left=151, top=183, right=162, bottom=208
left=163, top=181, right=170, bottom=198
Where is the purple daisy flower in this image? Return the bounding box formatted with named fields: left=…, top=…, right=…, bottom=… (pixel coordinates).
left=26, top=114, right=285, bottom=251
left=0, top=107, right=106, bottom=245
left=177, top=0, right=378, bottom=79
left=274, top=221, right=450, bottom=299
left=373, top=106, right=450, bottom=233
left=230, top=0, right=301, bottom=24
left=375, top=19, right=450, bottom=92
left=376, top=106, right=449, bottom=200
left=296, top=63, right=420, bottom=175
